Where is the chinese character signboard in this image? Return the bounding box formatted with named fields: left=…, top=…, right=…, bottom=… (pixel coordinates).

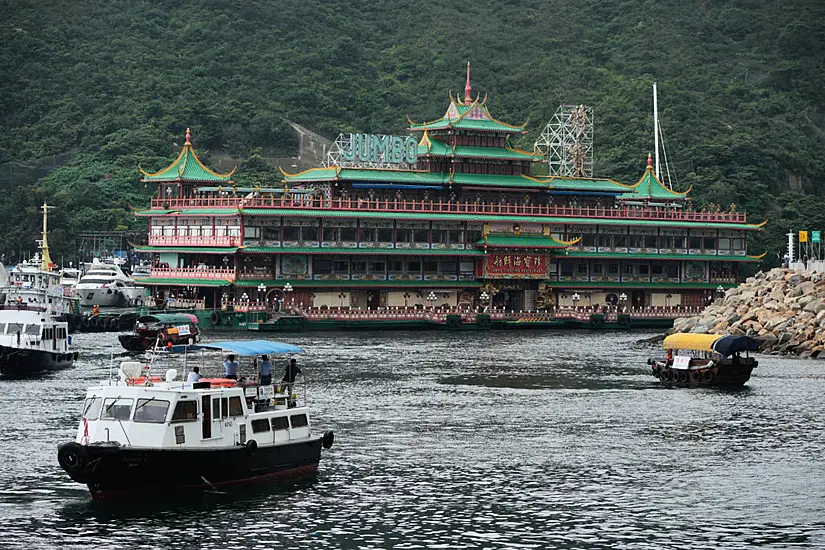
left=813, top=231, right=821, bottom=243
left=799, top=231, right=808, bottom=243
left=485, top=254, right=547, bottom=278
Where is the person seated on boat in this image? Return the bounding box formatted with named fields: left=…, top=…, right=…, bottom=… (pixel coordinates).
left=223, top=354, right=240, bottom=379
left=187, top=366, right=201, bottom=383
left=281, top=358, right=302, bottom=396
left=259, top=355, right=273, bottom=386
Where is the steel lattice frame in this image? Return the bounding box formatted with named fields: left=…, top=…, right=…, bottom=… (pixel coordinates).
left=534, top=105, right=594, bottom=177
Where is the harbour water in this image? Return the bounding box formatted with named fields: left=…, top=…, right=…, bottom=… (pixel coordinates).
left=0, top=330, right=823, bottom=549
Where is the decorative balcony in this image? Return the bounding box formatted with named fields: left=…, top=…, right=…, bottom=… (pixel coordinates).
left=149, top=196, right=750, bottom=224
left=148, top=235, right=241, bottom=247
left=149, top=267, right=236, bottom=280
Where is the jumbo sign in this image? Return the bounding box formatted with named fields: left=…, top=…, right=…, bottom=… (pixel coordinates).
left=340, top=133, right=418, bottom=164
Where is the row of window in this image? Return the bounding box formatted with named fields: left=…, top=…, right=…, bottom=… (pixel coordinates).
left=312, top=259, right=476, bottom=276
left=580, top=234, right=745, bottom=250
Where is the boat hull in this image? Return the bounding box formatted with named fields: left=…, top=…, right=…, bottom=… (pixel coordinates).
left=0, top=346, right=77, bottom=376
left=649, top=360, right=757, bottom=388
left=58, top=436, right=324, bottom=500
left=75, top=287, right=145, bottom=307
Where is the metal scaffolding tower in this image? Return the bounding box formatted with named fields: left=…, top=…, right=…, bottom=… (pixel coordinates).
left=534, top=105, right=594, bottom=177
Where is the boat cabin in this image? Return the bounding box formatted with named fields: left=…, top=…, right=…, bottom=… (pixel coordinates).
left=78, top=377, right=312, bottom=450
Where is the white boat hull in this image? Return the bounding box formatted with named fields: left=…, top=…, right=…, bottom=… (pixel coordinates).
left=75, top=287, right=145, bottom=307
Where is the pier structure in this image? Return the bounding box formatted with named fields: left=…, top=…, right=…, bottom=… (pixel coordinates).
left=132, top=70, right=766, bottom=329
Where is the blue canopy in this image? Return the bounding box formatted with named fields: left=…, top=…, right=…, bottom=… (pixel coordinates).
left=166, top=340, right=304, bottom=356
left=711, top=335, right=759, bottom=358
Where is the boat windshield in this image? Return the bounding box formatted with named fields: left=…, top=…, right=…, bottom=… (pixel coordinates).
left=133, top=398, right=170, bottom=423
left=83, top=396, right=103, bottom=419
left=101, top=398, right=134, bottom=421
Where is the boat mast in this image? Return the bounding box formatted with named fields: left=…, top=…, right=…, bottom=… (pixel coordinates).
left=39, top=202, right=55, bottom=272
left=653, top=82, right=661, bottom=179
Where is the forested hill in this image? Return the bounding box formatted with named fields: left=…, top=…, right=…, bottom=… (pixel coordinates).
left=1, top=0, right=823, bottom=266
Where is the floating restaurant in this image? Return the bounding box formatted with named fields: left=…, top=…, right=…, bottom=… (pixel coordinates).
left=134, top=69, right=766, bottom=330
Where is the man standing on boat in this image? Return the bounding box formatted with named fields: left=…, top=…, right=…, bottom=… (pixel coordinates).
left=259, top=355, right=273, bottom=386
left=223, top=355, right=239, bottom=379
left=281, top=358, right=302, bottom=396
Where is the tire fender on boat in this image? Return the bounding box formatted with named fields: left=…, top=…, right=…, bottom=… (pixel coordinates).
left=57, top=442, right=88, bottom=475
left=322, top=430, right=335, bottom=449
left=210, top=311, right=222, bottom=326
left=245, top=439, right=257, bottom=456
left=703, top=370, right=715, bottom=383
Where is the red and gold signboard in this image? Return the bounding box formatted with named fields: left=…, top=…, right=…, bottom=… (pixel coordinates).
left=485, top=254, right=547, bottom=277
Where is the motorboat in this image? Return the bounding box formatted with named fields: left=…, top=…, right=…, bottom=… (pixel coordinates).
left=57, top=339, right=334, bottom=500
left=648, top=333, right=759, bottom=387
left=118, top=313, right=200, bottom=352
left=59, top=266, right=82, bottom=295
left=74, top=258, right=146, bottom=307
left=0, top=204, right=79, bottom=375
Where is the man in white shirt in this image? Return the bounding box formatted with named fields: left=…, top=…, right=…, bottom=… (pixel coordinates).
left=186, top=366, right=201, bottom=383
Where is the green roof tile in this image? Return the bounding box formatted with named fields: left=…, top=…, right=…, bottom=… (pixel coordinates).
left=140, top=141, right=235, bottom=183
left=480, top=235, right=570, bottom=248
left=418, top=139, right=541, bottom=161
left=561, top=251, right=759, bottom=262
left=623, top=165, right=689, bottom=201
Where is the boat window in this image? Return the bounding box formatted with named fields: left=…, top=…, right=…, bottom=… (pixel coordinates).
left=228, top=396, right=244, bottom=417
left=101, top=398, right=134, bottom=421
left=134, top=398, right=171, bottom=423
left=0, top=323, right=5, bottom=334
left=251, top=418, right=271, bottom=433
left=290, top=414, right=308, bottom=428
left=270, top=416, right=289, bottom=431
left=83, top=396, right=103, bottom=419
left=171, top=400, right=198, bottom=422
left=25, top=324, right=40, bottom=335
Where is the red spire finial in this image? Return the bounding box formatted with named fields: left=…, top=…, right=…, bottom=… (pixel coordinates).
left=464, top=62, right=472, bottom=106
left=185, top=128, right=191, bottom=145
left=647, top=153, right=652, bottom=167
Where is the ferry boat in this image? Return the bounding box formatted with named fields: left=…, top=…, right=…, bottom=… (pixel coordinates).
left=57, top=340, right=334, bottom=500
left=648, top=333, right=759, bottom=387
left=0, top=204, right=80, bottom=376
left=74, top=258, right=146, bottom=307
left=118, top=313, right=200, bottom=352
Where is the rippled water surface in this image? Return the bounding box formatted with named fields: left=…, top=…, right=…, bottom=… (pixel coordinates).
left=0, top=330, right=824, bottom=549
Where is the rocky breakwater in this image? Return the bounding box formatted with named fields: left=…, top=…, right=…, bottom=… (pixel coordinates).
left=672, top=268, right=825, bottom=357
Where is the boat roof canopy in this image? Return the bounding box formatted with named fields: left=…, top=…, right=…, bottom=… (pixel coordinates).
left=663, top=333, right=759, bottom=357
left=167, top=339, right=304, bottom=356
left=138, top=313, right=198, bottom=325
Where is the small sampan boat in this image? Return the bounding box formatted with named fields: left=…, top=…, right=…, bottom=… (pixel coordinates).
left=648, top=333, right=759, bottom=388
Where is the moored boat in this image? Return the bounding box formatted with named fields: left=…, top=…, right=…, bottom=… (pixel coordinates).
left=118, top=313, right=200, bottom=352
left=57, top=339, right=334, bottom=500
left=648, top=333, right=759, bottom=387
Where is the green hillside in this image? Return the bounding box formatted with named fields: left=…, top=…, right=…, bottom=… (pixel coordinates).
left=1, top=0, right=823, bottom=266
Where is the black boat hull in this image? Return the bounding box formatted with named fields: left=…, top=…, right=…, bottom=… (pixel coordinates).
left=0, top=346, right=77, bottom=376
left=649, top=360, right=757, bottom=388
left=58, top=436, right=324, bottom=500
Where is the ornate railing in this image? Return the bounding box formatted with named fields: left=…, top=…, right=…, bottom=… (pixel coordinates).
left=150, top=196, right=749, bottom=224
left=148, top=235, right=241, bottom=247
left=149, top=267, right=236, bottom=280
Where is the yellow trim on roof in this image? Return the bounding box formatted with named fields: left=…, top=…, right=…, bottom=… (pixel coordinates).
left=662, top=333, right=723, bottom=352
left=139, top=143, right=236, bottom=179
left=629, top=166, right=689, bottom=197
left=279, top=165, right=341, bottom=178
left=749, top=219, right=768, bottom=229
left=548, top=175, right=636, bottom=189
left=748, top=251, right=768, bottom=260
left=408, top=95, right=528, bottom=131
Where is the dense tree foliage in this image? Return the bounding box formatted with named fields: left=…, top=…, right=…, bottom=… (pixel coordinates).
left=0, top=0, right=822, bottom=268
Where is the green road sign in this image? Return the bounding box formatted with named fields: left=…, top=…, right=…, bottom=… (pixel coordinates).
left=813, top=231, right=821, bottom=243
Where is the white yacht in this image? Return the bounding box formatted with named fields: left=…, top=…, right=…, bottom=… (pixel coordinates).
left=59, top=266, right=82, bottom=295
left=74, top=259, right=146, bottom=307
left=0, top=204, right=79, bottom=375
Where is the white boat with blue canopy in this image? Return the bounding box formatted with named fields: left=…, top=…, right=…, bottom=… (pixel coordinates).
left=57, top=339, right=333, bottom=500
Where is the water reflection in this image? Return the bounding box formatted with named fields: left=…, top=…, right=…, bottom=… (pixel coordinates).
left=0, top=330, right=823, bottom=548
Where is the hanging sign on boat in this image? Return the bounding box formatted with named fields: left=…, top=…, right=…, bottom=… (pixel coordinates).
left=485, top=254, right=547, bottom=277
left=339, top=133, right=418, bottom=165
